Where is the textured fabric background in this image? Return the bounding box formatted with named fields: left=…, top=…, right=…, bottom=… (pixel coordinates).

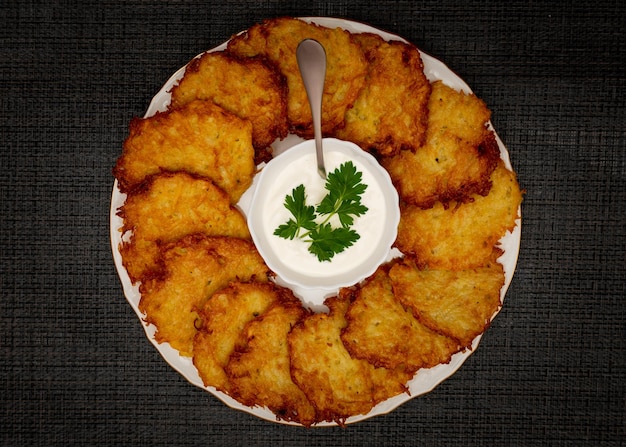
left=1, top=1, right=624, bottom=446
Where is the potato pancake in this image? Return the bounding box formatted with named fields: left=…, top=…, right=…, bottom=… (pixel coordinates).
left=341, top=267, right=460, bottom=373
left=117, top=172, right=249, bottom=283
left=382, top=81, right=500, bottom=208
left=226, top=296, right=316, bottom=426
left=192, top=281, right=282, bottom=393
left=227, top=17, right=368, bottom=137
left=138, top=235, right=269, bottom=357
left=334, top=33, right=430, bottom=156
left=114, top=99, right=255, bottom=202
left=389, top=257, right=505, bottom=348
left=428, top=80, right=491, bottom=146
left=169, top=51, right=288, bottom=160
left=395, top=160, right=522, bottom=270
left=288, top=296, right=410, bottom=425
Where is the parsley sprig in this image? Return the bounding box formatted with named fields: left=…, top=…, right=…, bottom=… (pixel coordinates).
left=273, top=161, right=368, bottom=262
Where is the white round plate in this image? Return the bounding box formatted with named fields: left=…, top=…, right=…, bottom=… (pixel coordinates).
left=110, top=17, right=521, bottom=426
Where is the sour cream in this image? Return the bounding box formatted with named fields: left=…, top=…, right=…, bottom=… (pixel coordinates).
left=246, top=138, right=399, bottom=302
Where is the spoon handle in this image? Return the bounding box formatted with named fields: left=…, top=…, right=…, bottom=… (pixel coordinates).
left=297, top=39, right=327, bottom=179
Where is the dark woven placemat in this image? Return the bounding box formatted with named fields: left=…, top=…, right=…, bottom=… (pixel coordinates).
left=2, top=1, right=624, bottom=446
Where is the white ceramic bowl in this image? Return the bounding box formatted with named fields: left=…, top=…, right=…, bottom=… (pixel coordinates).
left=246, top=138, right=400, bottom=308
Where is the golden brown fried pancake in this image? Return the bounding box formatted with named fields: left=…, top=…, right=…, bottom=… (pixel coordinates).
left=117, top=172, right=250, bottom=283
left=383, top=130, right=501, bottom=209
left=225, top=295, right=316, bottom=426
left=428, top=80, right=491, bottom=146
left=389, top=257, right=505, bottom=348
left=138, top=235, right=269, bottom=356
left=382, top=81, right=501, bottom=208
left=228, top=17, right=368, bottom=137
left=334, top=33, right=430, bottom=156
left=192, top=281, right=283, bottom=393
left=341, top=267, right=460, bottom=373
left=114, top=99, right=254, bottom=202
left=395, top=160, right=522, bottom=270
left=288, top=295, right=410, bottom=425
left=169, top=51, right=288, bottom=160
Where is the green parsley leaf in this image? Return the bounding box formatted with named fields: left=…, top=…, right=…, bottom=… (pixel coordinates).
left=273, top=220, right=301, bottom=240
left=273, top=184, right=316, bottom=239
left=316, top=161, right=368, bottom=227
left=334, top=200, right=369, bottom=227
left=307, top=224, right=360, bottom=262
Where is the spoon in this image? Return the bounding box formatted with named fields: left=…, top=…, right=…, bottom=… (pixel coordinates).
left=296, top=39, right=327, bottom=179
